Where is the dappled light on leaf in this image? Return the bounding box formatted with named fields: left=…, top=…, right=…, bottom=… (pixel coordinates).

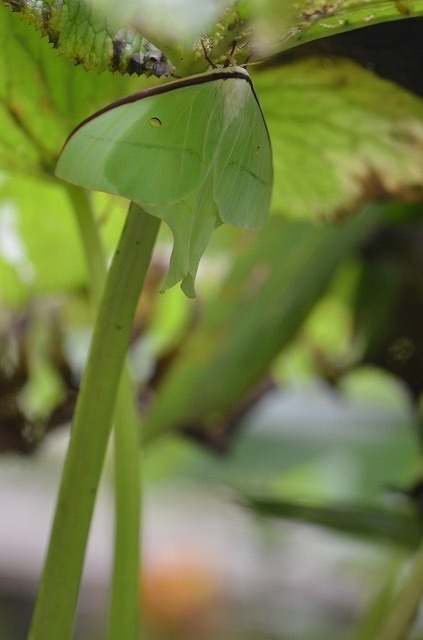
left=254, top=57, right=423, bottom=219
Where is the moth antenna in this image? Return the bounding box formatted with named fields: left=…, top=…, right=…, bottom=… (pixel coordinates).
left=243, top=50, right=253, bottom=66
left=200, top=40, right=215, bottom=68
left=224, top=40, right=245, bottom=68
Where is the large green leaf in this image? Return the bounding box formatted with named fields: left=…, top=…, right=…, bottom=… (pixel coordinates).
left=254, top=57, right=423, bottom=220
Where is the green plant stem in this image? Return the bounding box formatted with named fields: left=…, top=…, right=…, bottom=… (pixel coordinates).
left=107, top=371, right=142, bottom=640
left=65, top=185, right=144, bottom=640
left=29, top=201, right=160, bottom=640
left=65, top=186, right=106, bottom=303
left=375, top=538, right=423, bottom=640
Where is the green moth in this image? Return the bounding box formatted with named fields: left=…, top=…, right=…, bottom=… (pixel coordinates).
left=56, top=66, right=273, bottom=295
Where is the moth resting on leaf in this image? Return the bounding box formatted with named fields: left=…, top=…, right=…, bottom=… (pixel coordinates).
left=56, top=66, right=273, bottom=296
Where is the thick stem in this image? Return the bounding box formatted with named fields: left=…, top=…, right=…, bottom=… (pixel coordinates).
left=29, top=202, right=160, bottom=640
left=66, top=185, right=144, bottom=639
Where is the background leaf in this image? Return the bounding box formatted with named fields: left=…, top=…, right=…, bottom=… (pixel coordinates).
left=243, top=495, right=423, bottom=547
left=0, top=175, right=125, bottom=304
left=255, top=57, right=423, bottom=219
left=254, top=0, right=423, bottom=56
left=0, top=3, right=142, bottom=176
left=143, top=207, right=380, bottom=442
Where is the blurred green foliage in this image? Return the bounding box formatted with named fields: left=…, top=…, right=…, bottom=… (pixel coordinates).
left=0, top=2, right=423, bottom=638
